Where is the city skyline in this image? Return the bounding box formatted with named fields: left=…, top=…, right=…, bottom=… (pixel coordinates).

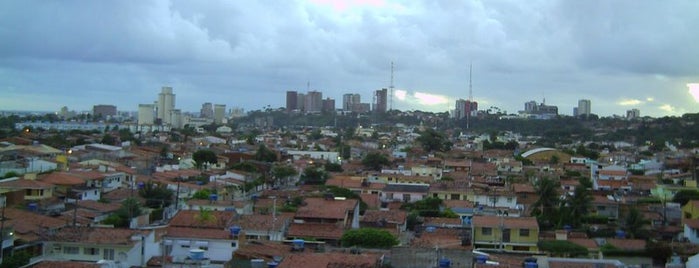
left=1, top=1, right=698, bottom=117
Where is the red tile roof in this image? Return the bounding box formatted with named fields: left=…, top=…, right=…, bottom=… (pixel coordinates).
left=606, top=238, right=646, bottom=251
left=361, top=210, right=406, bottom=224
left=165, top=226, right=231, bottom=240
left=49, top=227, right=148, bottom=245
left=168, top=209, right=236, bottom=229
left=295, top=197, right=357, bottom=220
left=5, top=208, right=66, bottom=242
left=0, top=178, right=53, bottom=189
left=287, top=223, right=345, bottom=240
left=277, top=252, right=380, bottom=268
left=32, top=261, right=100, bottom=268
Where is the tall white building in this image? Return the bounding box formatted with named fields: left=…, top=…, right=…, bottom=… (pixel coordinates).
left=214, top=104, right=226, bottom=124
left=157, top=87, right=175, bottom=125
left=626, top=109, right=640, bottom=119
left=305, top=91, right=322, bottom=113
left=138, top=104, right=155, bottom=125
left=577, top=99, right=591, bottom=116
left=343, top=93, right=361, bottom=111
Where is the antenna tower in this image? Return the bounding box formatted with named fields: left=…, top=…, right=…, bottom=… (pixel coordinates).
left=389, top=61, right=394, bottom=111
left=467, top=63, right=472, bottom=129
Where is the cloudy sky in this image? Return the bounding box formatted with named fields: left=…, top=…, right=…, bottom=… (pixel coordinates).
left=1, top=0, right=698, bottom=117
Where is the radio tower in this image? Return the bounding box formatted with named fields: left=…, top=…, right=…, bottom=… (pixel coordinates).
left=467, top=63, right=473, bottom=129
left=389, top=61, right=394, bottom=111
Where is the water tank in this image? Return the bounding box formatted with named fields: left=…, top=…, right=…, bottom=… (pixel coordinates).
left=209, top=194, right=218, bottom=201
left=189, top=249, right=204, bottom=260
left=230, top=226, right=241, bottom=236
left=438, top=257, right=451, bottom=268
left=425, top=226, right=436, bottom=233
left=267, top=261, right=279, bottom=268
left=137, top=182, right=145, bottom=189
left=563, top=224, right=572, bottom=232
left=250, top=259, right=264, bottom=268
left=28, top=203, right=38, bottom=212
left=523, top=257, right=538, bottom=268
left=476, top=255, right=488, bottom=264
left=292, top=239, right=305, bottom=250
left=615, top=230, right=626, bottom=239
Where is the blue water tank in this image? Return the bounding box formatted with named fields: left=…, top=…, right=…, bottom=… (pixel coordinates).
left=524, top=262, right=539, bottom=268
left=137, top=182, right=145, bottom=189
left=196, top=181, right=203, bottom=185
left=615, top=230, right=626, bottom=239
left=438, top=257, right=451, bottom=268
left=425, top=226, right=436, bottom=233
left=189, top=249, right=204, bottom=260
left=267, top=261, right=279, bottom=268
left=476, top=255, right=488, bottom=264
left=292, top=239, right=305, bottom=250
left=563, top=224, right=572, bottom=232
left=230, top=226, right=242, bottom=235
left=28, top=203, right=38, bottom=212
left=209, top=194, right=218, bottom=201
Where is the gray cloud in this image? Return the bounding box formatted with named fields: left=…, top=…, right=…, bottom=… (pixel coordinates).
left=0, top=0, right=697, bottom=116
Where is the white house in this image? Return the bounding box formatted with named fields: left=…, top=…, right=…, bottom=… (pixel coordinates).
left=683, top=219, right=699, bottom=244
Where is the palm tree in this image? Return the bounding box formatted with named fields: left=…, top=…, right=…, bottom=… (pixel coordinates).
left=624, top=207, right=649, bottom=239
left=566, top=185, right=593, bottom=227
left=533, top=177, right=561, bottom=228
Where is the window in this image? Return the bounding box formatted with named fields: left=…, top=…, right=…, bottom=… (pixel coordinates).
left=506, top=197, right=513, bottom=203
left=482, top=227, right=492, bottom=235
left=403, top=195, right=411, bottom=202
left=63, top=246, right=79, bottom=254
left=103, top=248, right=115, bottom=260
left=519, top=229, right=530, bottom=237
left=451, top=194, right=460, bottom=200
left=84, top=247, right=100, bottom=255
left=489, top=197, right=498, bottom=204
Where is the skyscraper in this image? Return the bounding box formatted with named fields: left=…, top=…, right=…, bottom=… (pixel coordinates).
left=93, top=104, right=117, bottom=118
left=343, top=93, right=360, bottom=111
left=373, top=88, right=388, bottom=113
left=138, top=104, right=155, bottom=125
left=286, top=91, right=298, bottom=112
left=322, top=98, right=335, bottom=113
left=200, top=102, right=213, bottom=118
left=577, top=99, right=591, bottom=117
left=214, top=104, right=226, bottom=124
left=157, top=87, right=175, bottom=125
left=305, top=91, right=323, bottom=113
left=454, top=99, right=478, bottom=119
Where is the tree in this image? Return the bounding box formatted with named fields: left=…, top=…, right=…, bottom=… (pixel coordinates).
left=103, top=197, right=143, bottom=228
left=565, top=184, right=592, bottom=227
left=255, top=144, right=278, bottom=162
left=0, top=251, right=31, bottom=268
left=195, top=207, right=216, bottom=226
left=192, top=149, right=217, bottom=169
left=300, top=167, right=328, bottom=185
left=416, top=128, right=451, bottom=152
left=671, top=189, right=699, bottom=206
left=341, top=228, right=398, bottom=248
left=361, top=152, right=390, bottom=171
left=624, top=207, right=649, bottom=239
left=324, top=162, right=343, bottom=172
left=272, top=165, right=298, bottom=186
left=532, top=177, right=562, bottom=228
left=138, top=182, right=174, bottom=208
left=101, top=134, right=116, bottom=145
left=192, top=189, right=213, bottom=200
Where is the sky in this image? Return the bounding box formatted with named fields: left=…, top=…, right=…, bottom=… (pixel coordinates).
left=1, top=0, right=698, bottom=117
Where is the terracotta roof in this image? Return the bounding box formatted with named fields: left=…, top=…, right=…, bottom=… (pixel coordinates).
left=77, top=200, right=121, bottom=212
left=232, top=213, right=294, bottom=231
left=606, top=238, right=646, bottom=251
left=411, top=228, right=468, bottom=249
left=165, top=226, right=231, bottom=240
left=287, top=223, right=345, bottom=240
left=443, top=199, right=474, bottom=209
left=277, top=252, right=380, bottom=268
left=684, top=219, right=699, bottom=229
left=568, top=238, right=599, bottom=249
left=359, top=193, right=380, bottom=209
left=0, top=178, right=53, bottom=189
left=233, top=241, right=293, bottom=261
left=472, top=216, right=538, bottom=229
left=361, top=210, right=406, bottom=224
left=49, top=227, right=148, bottom=245
left=38, top=172, right=86, bottom=185
left=4, top=208, right=66, bottom=242
left=513, top=183, right=535, bottom=193
left=295, top=197, right=357, bottom=220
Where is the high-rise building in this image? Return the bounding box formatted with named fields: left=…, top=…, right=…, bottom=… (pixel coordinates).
left=322, top=98, right=335, bottom=113
left=577, top=99, right=591, bottom=117
left=343, top=93, right=361, bottom=111
left=373, top=88, right=388, bottom=113
left=200, top=102, right=213, bottom=118
left=214, top=104, right=226, bottom=124
left=626, top=109, right=640, bottom=119
left=170, top=109, right=182, bottom=129
left=524, top=101, right=537, bottom=113
left=305, top=91, right=323, bottom=113
left=286, top=91, right=298, bottom=112
left=93, top=105, right=117, bottom=118
left=157, top=87, right=175, bottom=125
left=455, top=99, right=478, bottom=119
left=296, top=93, right=305, bottom=112
left=138, top=104, right=155, bottom=125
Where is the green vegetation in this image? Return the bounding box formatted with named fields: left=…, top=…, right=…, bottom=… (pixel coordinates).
left=103, top=197, right=143, bottom=228
left=138, top=182, right=174, bottom=208
left=341, top=228, right=398, bottom=248
left=538, top=240, right=588, bottom=257
left=255, top=144, right=278, bottom=162
left=0, top=251, right=31, bottom=268
left=416, top=128, right=452, bottom=152
left=192, top=149, right=218, bottom=169
left=672, top=189, right=699, bottom=206
left=401, top=197, right=456, bottom=218
left=361, top=152, right=390, bottom=171
left=300, top=167, right=328, bottom=185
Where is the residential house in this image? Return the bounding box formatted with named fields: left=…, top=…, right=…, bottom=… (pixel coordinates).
left=471, top=216, right=539, bottom=253
left=42, top=227, right=158, bottom=268
left=277, top=252, right=383, bottom=268
left=360, top=210, right=407, bottom=234
left=592, top=195, right=620, bottom=220
left=380, top=183, right=429, bottom=203
left=287, top=197, right=359, bottom=245
left=683, top=219, right=699, bottom=244
left=0, top=177, right=54, bottom=201
left=682, top=200, right=699, bottom=221
left=164, top=209, right=238, bottom=264
left=230, top=213, right=293, bottom=241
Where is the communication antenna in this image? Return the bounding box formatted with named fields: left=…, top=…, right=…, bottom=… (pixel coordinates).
left=467, top=63, right=472, bottom=129
left=389, top=61, right=394, bottom=111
